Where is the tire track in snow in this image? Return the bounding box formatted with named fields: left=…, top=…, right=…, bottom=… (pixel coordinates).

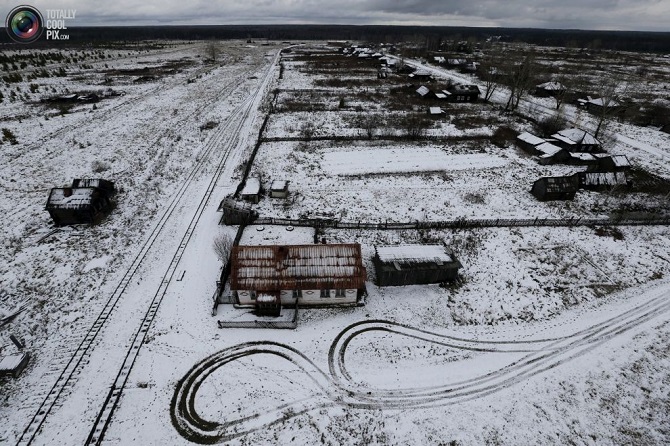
left=171, top=284, right=670, bottom=443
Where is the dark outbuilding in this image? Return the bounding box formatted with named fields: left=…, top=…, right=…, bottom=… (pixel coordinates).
left=373, top=244, right=462, bottom=287
left=530, top=175, right=580, bottom=201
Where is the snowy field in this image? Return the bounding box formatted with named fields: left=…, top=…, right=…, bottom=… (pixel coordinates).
left=1, top=41, right=670, bottom=446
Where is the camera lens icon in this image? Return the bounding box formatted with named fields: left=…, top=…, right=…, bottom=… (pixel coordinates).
left=6, top=5, right=44, bottom=43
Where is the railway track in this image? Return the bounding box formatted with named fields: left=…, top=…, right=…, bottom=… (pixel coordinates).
left=15, top=50, right=279, bottom=446
left=171, top=283, right=670, bottom=444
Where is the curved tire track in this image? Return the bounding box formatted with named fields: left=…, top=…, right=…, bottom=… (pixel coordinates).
left=171, top=286, right=670, bottom=443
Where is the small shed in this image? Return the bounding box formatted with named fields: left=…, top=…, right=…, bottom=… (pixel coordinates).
left=530, top=175, right=579, bottom=201
left=551, top=128, right=602, bottom=152
left=218, top=197, right=258, bottom=225
left=416, top=85, right=433, bottom=98
left=46, top=187, right=112, bottom=226
left=0, top=352, right=30, bottom=378
left=270, top=180, right=289, bottom=198
left=255, top=293, right=281, bottom=317
left=373, top=244, right=462, bottom=287
left=536, top=143, right=566, bottom=165
left=590, top=155, right=631, bottom=172
left=240, top=177, right=261, bottom=204
left=428, top=107, right=445, bottom=116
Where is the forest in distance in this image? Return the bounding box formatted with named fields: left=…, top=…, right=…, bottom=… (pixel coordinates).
left=1, top=24, right=670, bottom=53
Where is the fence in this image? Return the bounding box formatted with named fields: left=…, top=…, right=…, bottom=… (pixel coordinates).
left=217, top=307, right=298, bottom=329
left=254, top=215, right=670, bottom=230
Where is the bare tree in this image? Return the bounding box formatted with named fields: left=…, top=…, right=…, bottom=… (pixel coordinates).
left=591, top=77, right=627, bottom=138
left=213, top=233, right=234, bottom=262
left=205, top=41, right=220, bottom=63
left=477, top=45, right=504, bottom=102
left=503, top=51, right=537, bottom=111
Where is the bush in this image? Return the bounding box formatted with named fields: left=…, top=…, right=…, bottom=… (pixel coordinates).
left=91, top=160, right=110, bottom=173
left=2, top=128, right=18, bottom=145
left=491, top=126, right=517, bottom=148
left=535, top=114, right=567, bottom=137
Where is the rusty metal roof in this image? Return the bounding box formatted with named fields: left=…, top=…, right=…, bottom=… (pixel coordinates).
left=230, top=244, right=367, bottom=292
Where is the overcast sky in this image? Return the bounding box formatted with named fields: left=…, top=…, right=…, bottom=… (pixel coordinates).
left=11, top=0, right=670, bottom=32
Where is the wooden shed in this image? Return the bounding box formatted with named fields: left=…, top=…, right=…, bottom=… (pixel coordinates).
left=270, top=180, right=289, bottom=198
left=46, top=187, right=111, bottom=226
left=217, top=197, right=258, bottom=225
left=373, top=244, right=462, bottom=287
left=551, top=128, right=602, bottom=153
left=45, top=178, right=115, bottom=226
left=230, top=244, right=367, bottom=307
left=255, top=292, right=281, bottom=317
left=240, top=177, right=261, bottom=204
left=531, top=175, right=580, bottom=201
left=0, top=352, right=30, bottom=378
left=578, top=172, right=628, bottom=190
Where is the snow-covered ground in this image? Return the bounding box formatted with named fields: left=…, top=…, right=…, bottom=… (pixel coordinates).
left=1, top=41, right=669, bottom=445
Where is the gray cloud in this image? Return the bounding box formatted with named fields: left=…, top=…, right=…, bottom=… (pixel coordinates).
left=22, top=0, right=670, bottom=31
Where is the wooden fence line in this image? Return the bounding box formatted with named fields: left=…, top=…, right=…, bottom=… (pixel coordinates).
left=253, top=216, right=670, bottom=230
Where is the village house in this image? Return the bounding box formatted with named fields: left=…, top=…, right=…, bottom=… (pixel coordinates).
left=589, top=155, right=631, bottom=172
left=45, top=178, right=115, bottom=226
left=230, top=244, right=367, bottom=309
left=534, top=81, right=566, bottom=97
left=373, top=244, right=462, bottom=287
left=409, top=69, right=433, bottom=81
left=551, top=128, right=602, bottom=152
left=530, top=175, right=580, bottom=201
left=516, top=131, right=546, bottom=154
left=444, top=84, right=480, bottom=102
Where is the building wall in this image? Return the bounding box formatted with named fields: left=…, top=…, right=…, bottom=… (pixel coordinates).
left=375, top=264, right=460, bottom=287
left=237, top=289, right=358, bottom=306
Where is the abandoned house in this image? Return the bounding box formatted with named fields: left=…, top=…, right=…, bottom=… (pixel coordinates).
left=409, top=69, right=433, bottom=80
left=589, top=155, right=631, bottom=172
left=46, top=178, right=115, bottom=226
left=530, top=175, right=580, bottom=201
left=551, top=128, right=602, bottom=152
left=240, top=177, right=261, bottom=204
left=373, top=244, right=462, bottom=287
left=534, top=81, right=566, bottom=97
left=516, top=132, right=546, bottom=154
left=217, top=197, right=258, bottom=225
left=230, top=244, right=367, bottom=308
left=270, top=180, right=289, bottom=198
left=444, top=84, right=481, bottom=102
left=535, top=142, right=564, bottom=164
